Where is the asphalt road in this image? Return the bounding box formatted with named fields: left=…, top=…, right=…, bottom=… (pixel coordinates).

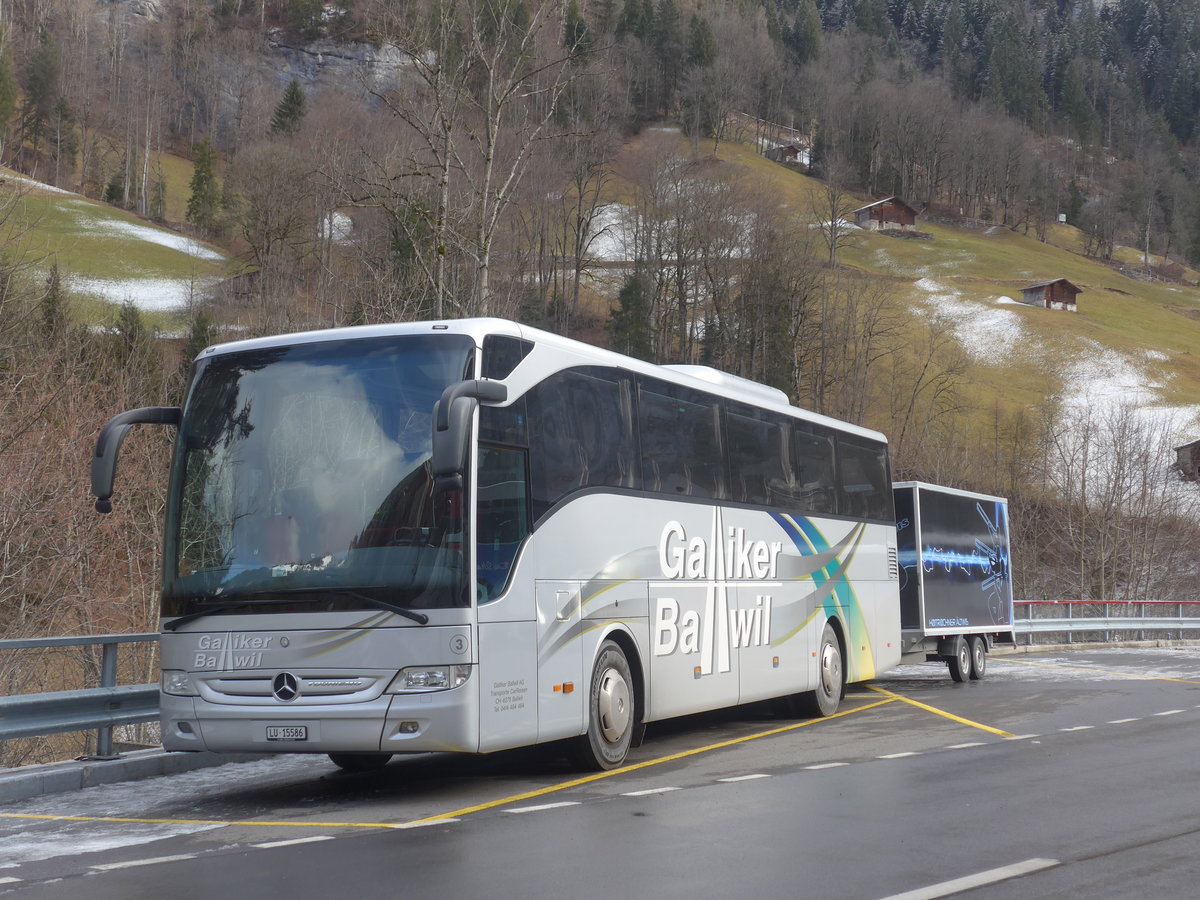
left=3, top=646, right=1200, bottom=899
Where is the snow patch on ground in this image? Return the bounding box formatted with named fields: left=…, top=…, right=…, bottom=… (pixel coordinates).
left=63, top=204, right=225, bottom=262
left=1, top=172, right=75, bottom=195
left=69, top=275, right=223, bottom=311
left=913, top=278, right=1200, bottom=445
left=914, top=278, right=1028, bottom=366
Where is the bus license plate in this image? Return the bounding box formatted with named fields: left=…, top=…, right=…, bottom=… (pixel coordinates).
left=266, top=726, right=307, bottom=741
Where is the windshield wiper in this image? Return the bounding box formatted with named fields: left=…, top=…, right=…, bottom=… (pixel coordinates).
left=333, top=589, right=430, bottom=625
left=163, top=588, right=429, bottom=631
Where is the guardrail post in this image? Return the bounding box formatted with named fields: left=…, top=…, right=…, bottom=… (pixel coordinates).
left=1067, top=601, right=1073, bottom=644
left=93, top=640, right=120, bottom=760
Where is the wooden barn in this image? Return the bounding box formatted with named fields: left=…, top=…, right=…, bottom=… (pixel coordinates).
left=1020, top=278, right=1081, bottom=312
left=1176, top=440, right=1200, bottom=481
left=853, top=197, right=918, bottom=232
left=767, top=141, right=810, bottom=167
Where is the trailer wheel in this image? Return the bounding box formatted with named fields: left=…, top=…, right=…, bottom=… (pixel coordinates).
left=947, top=636, right=971, bottom=683
left=572, top=640, right=635, bottom=771
left=328, top=752, right=392, bottom=772
left=796, top=622, right=844, bottom=717
left=969, top=636, right=987, bottom=680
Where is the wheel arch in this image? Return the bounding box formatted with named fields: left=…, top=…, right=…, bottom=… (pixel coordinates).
left=593, top=626, right=645, bottom=725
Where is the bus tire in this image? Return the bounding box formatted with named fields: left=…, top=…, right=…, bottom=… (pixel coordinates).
left=947, top=636, right=971, bottom=683
left=797, top=621, right=843, bottom=718
left=328, top=752, right=392, bottom=772
left=969, top=636, right=987, bottom=680
left=573, top=640, right=635, bottom=771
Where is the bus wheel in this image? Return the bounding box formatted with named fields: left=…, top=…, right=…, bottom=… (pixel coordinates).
left=797, top=622, right=843, bottom=718
left=947, top=636, right=971, bottom=683
left=969, top=636, right=987, bottom=680
left=327, top=752, right=392, bottom=773
left=573, top=640, right=635, bottom=771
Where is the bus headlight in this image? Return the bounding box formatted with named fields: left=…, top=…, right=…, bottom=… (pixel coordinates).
left=161, top=670, right=199, bottom=696
left=386, top=665, right=472, bottom=693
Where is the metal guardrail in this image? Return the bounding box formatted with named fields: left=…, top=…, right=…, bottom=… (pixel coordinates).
left=4, top=607, right=1200, bottom=756
left=1015, top=601, right=1200, bottom=644
left=0, top=633, right=158, bottom=759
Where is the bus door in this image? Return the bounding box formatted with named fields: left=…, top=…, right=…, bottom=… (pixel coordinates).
left=535, top=580, right=584, bottom=741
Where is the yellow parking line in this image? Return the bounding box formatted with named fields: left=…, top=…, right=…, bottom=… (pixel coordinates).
left=1, top=697, right=898, bottom=832
left=866, top=685, right=1016, bottom=738
left=404, top=696, right=899, bottom=825
left=1000, top=656, right=1200, bottom=685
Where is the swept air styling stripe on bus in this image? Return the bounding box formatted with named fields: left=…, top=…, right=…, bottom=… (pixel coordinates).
left=772, top=514, right=877, bottom=680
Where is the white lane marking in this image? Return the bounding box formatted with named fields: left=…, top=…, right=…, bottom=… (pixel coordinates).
left=1154, top=709, right=1184, bottom=717
left=91, top=854, right=197, bottom=871
left=717, top=774, right=771, bottom=783
left=805, top=762, right=849, bottom=770
left=391, top=819, right=460, bottom=829
left=945, top=742, right=985, bottom=750
left=251, top=836, right=335, bottom=849
left=1108, top=718, right=1140, bottom=724
left=0, top=877, right=23, bottom=885
left=621, top=787, right=681, bottom=796
left=1006, top=734, right=1040, bottom=740
left=1060, top=725, right=1094, bottom=732
left=876, top=857, right=1059, bottom=900
left=504, top=802, right=581, bottom=814
left=878, top=752, right=919, bottom=759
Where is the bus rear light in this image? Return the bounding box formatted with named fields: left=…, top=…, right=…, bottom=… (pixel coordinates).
left=386, top=664, right=472, bottom=693
left=693, top=667, right=702, bottom=679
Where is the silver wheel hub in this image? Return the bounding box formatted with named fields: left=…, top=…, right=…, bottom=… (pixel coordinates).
left=819, top=641, right=841, bottom=698
left=596, top=667, right=631, bottom=743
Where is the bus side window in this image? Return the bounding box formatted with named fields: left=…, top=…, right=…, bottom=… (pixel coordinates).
left=837, top=438, right=892, bottom=521
left=476, top=444, right=530, bottom=602
left=637, top=381, right=725, bottom=500
left=727, top=405, right=787, bottom=507
left=791, top=423, right=836, bottom=514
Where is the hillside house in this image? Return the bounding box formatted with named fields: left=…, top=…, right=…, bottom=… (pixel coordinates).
left=767, top=141, right=811, bottom=168
left=853, top=197, right=918, bottom=232
left=1176, top=440, right=1200, bottom=481
left=1020, top=278, right=1081, bottom=312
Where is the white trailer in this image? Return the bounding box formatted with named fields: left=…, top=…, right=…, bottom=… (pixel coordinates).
left=892, top=482, right=1016, bottom=681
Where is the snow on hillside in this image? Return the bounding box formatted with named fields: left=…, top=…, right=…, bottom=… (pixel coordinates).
left=914, top=278, right=1200, bottom=445
left=3, top=169, right=227, bottom=311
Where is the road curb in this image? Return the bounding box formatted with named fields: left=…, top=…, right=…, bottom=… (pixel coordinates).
left=0, top=749, right=267, bottom=804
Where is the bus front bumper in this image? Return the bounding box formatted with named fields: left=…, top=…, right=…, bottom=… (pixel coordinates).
left=161, top=690, right=479, bottom=755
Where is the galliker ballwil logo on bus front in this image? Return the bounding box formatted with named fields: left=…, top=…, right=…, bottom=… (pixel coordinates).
left=653, top=509, right=783, bottom=675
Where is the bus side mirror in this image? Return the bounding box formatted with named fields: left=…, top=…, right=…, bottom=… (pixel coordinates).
left=431, top=380, right=508, bottom=479
left=431, top=381, right=507, bottom=529
left=92, top=406, right=181, bottom=514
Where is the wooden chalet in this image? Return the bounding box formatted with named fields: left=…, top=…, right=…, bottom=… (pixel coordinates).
left=1020, top=278, right=1081, bottom=312
left=766, top=141, right=810, bottom=168
left=1176, top=440, right=1200, bottom=481
left=853, top=197, right=918, bottom=232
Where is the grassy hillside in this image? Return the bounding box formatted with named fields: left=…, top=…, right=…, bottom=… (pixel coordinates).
left=0, top=167, right=230, bottom=328
left=609, top=130, right=1200, bottom=438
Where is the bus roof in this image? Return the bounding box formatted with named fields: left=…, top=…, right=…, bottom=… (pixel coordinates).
left=199, top=318, right=888, bottom=445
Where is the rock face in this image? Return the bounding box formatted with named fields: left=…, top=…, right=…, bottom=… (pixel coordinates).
left=265, top=33, right=412, bottom=96
left=105, top=0, right=165, bottom=19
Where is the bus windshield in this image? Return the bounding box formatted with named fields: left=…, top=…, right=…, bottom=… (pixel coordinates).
left=162, top=334, right=476, bottom=617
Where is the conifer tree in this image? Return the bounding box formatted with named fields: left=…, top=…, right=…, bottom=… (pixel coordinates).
left=40, top=260, right=66, bottom=340
left=186, top=137, right=222, bottom=237
left=270, top=79, right=307, bottom=137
